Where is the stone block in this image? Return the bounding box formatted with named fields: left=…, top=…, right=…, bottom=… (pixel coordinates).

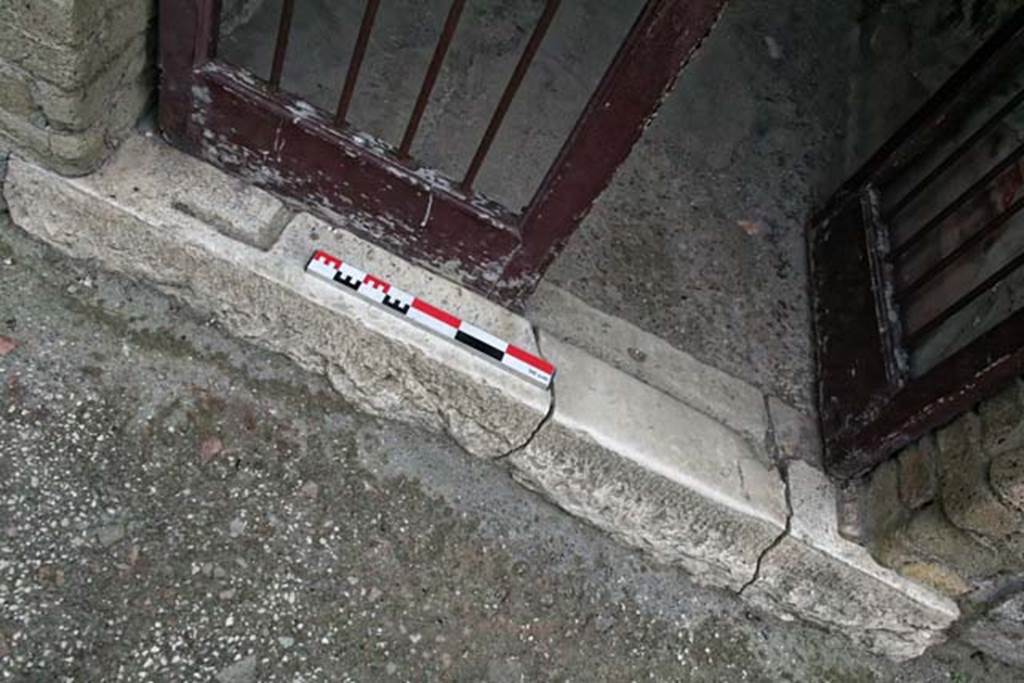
left=0, top=61, right=37, bottom=121
left=873, top=504, right=1005, bottom=586
left=898, top=437, right=937, bottom=510
left=4, top=147, right=550, bottom=460
left=509, top=333, right=788, bottom=590
left=991, top=447, right=1024, bottom=514
left=4, top=142, right=967, bottom=660
left=744, top=463, right=959, bottom=660
left=980, top=379, right=1024, bottom=456
left=32, top=31, right=151, bottom=132
left=935, top=410, right=979, bottom=455
left=937, top=412, right=1022, bottom=538
left=89, top=135, right=289, bottom=250
left=766, top=395, right=822, bottom=466
left=895, top=561, right=970, bottom=597
left=0, top=107, right=109, bottom=175
left=0, top=153, right=8, bottom=210
left=526, top=282, right=771, bottom=462
left=0, top=1, right=79, bottom=46
left=864, top=457, right=907, bottom=543
left=0, top=53, right=150, bottom=175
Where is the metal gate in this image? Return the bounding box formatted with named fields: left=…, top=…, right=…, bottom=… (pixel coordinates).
left=810, top=8, right=1024, bottom=478
left=159, top=0, right=727, bottom=308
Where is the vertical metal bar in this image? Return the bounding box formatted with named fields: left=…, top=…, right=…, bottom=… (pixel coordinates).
left=886, top=86, right=1024, bottom=221
left=492, top=0, right=729, bottom=306
left=892, top=139, right=1024, bottom=260
left=195, top=0, right=224, bottom=62
left=461, top=0, right=561, bottom=191
left=897, top=194, right=1024, bottom=301
left=905, top=248, right=1024, bottom=348
left=398, top=0, right=467, bottom=158
left=269, top=0, right=296, bottom=89
left=335, top=0, right=382, bottom=125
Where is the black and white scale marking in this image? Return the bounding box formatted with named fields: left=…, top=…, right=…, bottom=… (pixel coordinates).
left=305, top=249, right=555, bottom=388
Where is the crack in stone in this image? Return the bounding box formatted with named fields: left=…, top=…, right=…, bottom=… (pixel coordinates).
left=495, top=324, right=555, bottom=462
left=738, top=464, right=793, bottom=595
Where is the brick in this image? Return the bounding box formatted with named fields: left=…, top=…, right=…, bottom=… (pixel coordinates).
left=897, top=561, right=971, bottom=598
left=864, top=457, right=907, bottom=543
left=33, top=32, right=151, bottom=132
left=0, top=2, right=151, bottom=91
left=898, top=436, right=937, bottom=510
left=874, top=504, right=1004, bottom=585
left=991, top=448, right=1024, bottom=513
left=980, top=379, right=1024, bottom=456
left=0, top=61, right=38, bottom=121
left=0, top=0, right=154, bottom=49
left=0, top=107, right=108, bottom=175
left=937, top=412, right=1022, bottom=538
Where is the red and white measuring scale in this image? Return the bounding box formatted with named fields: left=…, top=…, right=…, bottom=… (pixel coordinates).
left=305, top=249, right=555, bottom=389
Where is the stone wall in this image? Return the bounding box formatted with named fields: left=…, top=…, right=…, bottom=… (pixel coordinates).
left=0, top=0, right=156, bottom=175
left=861, top=377, right=1024, bottom=664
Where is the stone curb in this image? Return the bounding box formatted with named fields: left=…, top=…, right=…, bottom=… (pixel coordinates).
left=510, top=332, right=788, bottom=591
left=4, top=137, right=549, bottom=460
left=2, top=134, right=959, bottom=659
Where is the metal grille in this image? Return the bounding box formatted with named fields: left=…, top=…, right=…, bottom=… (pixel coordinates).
left=809, top=8, right=1024, bottom=478
left=159, top=0, right=728, bottom=308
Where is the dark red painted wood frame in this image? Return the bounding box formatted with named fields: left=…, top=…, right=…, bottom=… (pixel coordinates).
left=159, top=0, right=728, bottom=307
left=809, top=8, right=1024, bottom=479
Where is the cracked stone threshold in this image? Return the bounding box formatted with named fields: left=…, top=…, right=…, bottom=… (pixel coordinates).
left=2, top=134, right=959, bottom=660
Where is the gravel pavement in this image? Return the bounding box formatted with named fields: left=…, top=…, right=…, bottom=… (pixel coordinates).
left=0, top=208, right=1018, bottom=681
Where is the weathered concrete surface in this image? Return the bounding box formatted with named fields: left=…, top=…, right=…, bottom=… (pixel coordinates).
left=744, top=463, right=960, bottom=660
left=510, top=333, right=788, bottom=591
left=2, top=208, right=1017, bottom=680
left=4, top=139, right=549, bottom=460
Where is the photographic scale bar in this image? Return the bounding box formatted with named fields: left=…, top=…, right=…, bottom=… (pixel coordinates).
left=305, top=249, right=555, bottom=389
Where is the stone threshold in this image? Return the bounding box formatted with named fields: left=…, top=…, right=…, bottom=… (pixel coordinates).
left=2, top=133, right=958, bottom=659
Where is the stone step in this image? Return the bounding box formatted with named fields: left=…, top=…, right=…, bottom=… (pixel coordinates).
left=2, top=133, right=958, bottom=659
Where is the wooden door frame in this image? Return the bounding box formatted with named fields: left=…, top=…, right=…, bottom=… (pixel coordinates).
left=158, top=0, right=728, bottom=308
left=809, top=8, right=1024, bottom=479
